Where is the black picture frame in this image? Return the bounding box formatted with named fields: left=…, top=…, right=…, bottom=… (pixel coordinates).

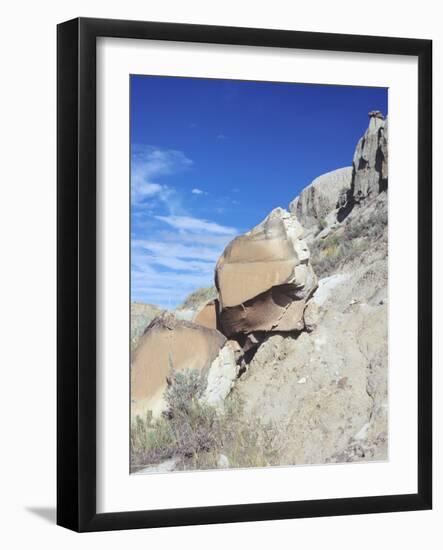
left=57, top=17, right=432, bottom=532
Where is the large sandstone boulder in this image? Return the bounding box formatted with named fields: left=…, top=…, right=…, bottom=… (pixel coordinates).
left=131, top=312, right=226, bottom=418
left=351, top=111, right=388, bottom=202
left=289, top=167, right=353, bottom=231
left=215, top=208, right=317, bottom=337
left=193, top=299, right=219, bottom=331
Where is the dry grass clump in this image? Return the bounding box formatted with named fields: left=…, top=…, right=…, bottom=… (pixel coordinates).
left=343, top=207, right=387, bottom=242
left=131, top=368, right=284, bottom=472
left=310, top=205, right=387, bottom=278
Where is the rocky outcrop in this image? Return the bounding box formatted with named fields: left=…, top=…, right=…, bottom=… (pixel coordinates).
left=303, top=299, right=320, bottom=333
left=202, top=340, right=242, bottom=409
left=215, top=208, right=317, bottom=337
left=288, top=112, right=388, bottom=236
left=351, top=111, right=388, bottom=203
left=236, top=256, right=388, bottom=465
left=289, top=167, right=353, bottom=233
left=193, top=299, right=219, bottom=330
left=229, top=109, right=389, bottom=466
left=131, top=302, right=163, bottom=351
left=131, top=108, right=389, bottom=471
left=131, top=312, right=226, bottom=418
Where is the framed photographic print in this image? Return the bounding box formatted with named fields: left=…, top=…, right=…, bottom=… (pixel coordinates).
left=57, top=17, right=432, bottom=532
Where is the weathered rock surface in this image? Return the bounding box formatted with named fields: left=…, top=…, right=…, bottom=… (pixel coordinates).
left=235, top=255, right=388, bottom=465
left=303, top=299, right=320, bottom=332
left=193, top=299, right=219, bottom=330
left=131, top=312, right=226, bottom=418
left=130, top=302, right=163, bottom=351
left=312, top=273, right=352, bottom=307
left=133, top=458, right=178, bottom=475
left=231, top=109, right=389, bottom=466
left=202, top=340, right=242, bottom=409
left=289, top=167, right=353, bottom=232
left=174, top=287, right=219, bottom=325
left=351, top=111, right=388, bottom=203
left=215, top=208, right=317, bottom=337
left=131, top=107, right=389, bottom=471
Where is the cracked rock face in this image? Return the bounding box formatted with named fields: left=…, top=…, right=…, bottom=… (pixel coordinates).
left=215, top=208, right=317, bottom=337
left=202, top=340, right=242, bottom=409
left=351, top=112, right=388, bottom=202
left=131, top=312, right=226, bottom=418
left=289, top=167, right=353, bottom=232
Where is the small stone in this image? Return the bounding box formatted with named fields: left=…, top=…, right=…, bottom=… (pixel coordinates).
left=217, top=454, right=230, bottom=469
left=303, top=300, right=320, bottom=332
left=297, top=377, right=307, bottom=384
left=368, top=110, right=384, bottom=119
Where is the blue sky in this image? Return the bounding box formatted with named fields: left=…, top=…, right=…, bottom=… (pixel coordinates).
left=131, top=76, right=387, bottom=308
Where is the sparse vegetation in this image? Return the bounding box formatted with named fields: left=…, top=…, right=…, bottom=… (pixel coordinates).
left=310, top=204, right=387, bottom=278
left=131, top=367, right=283, bottom=472
left=343, top=207, right=387, bottom=241
left=315, top=217, right=327, bottom=236
left=179, top=286, right=218, bottom=310
left=131, top=302, right=163, bottom=352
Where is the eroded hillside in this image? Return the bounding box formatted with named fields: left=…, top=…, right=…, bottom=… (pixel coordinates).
left=131, top=110, right=389, bottom=472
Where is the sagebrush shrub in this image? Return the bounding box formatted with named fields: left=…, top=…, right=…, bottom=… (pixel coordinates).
left=131, top=368, right=284, bottom=471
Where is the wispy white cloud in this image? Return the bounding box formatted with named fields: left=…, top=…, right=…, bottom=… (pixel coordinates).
left=132, top=243, right=224, bottom=309
left=131, top=222, right=237, bottom=308
left=133, top=240, right=222, bottom=263
left=131, top=256, right=214, bottom=308
left=130, top=147, right=238, bottom=308
left=131, top=146, right=192, bottom=207
left=217, top=133, right=227, bottom=140
left=155, top=215, right=237, bottom=235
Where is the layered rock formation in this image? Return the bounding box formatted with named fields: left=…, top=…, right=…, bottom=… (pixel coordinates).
left=215, top=207, right=317, bottom=337
left=131, top=312, right=226, bottom=418
left=289, top=166, right=353, bottom=235
left=351, top=111, right=388, bottom=202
